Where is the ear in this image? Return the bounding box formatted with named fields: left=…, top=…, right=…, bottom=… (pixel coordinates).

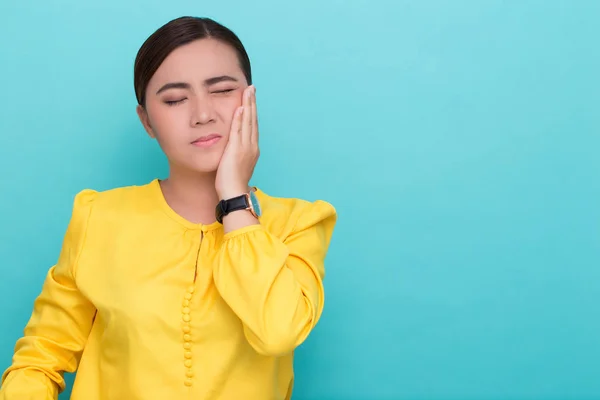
left=136, top=105, right=156, bottom=139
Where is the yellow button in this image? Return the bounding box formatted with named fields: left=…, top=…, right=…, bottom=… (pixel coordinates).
left=186, top=369, right=194, bottom=378
left=184, top=360, right=192, bottom=368
left=183, top=334, right=192, bottom=341
left=187, top=286, right=195, bottom=294
left=182, top=299, right=190, bottom=307
left=184, top=351, right=192, bottom=359
left=182, top=325, right=191, bottom=334
left=184, top=293, right=192, bottom=300
left=183, top=342, right=192, bottom=350
left=185, top=378, right=193, bottom=386
left=182, top=314, right=191, bottom=322
left=182, top=307, right=190, bottom=314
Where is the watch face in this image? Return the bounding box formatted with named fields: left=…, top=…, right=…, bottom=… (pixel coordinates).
left=249, top=191, right=262, bottom=217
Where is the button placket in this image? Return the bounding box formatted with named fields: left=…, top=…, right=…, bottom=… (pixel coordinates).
left=181, top=285, right=195, bottom=387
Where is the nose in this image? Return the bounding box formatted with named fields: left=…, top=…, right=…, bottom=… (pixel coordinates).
left=190, top=95, right=215, bottom=126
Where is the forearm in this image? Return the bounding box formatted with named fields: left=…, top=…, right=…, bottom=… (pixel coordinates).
left=213, top=226, right=322, bottom=356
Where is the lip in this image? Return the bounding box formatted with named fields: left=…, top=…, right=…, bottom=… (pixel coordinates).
left=191, top=134, right=222, bottom=148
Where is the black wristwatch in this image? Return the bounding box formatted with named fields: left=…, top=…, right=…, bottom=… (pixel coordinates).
left=215, top=189, right=262, bottom=224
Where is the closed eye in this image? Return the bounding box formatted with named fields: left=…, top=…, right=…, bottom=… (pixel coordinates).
left=211, top=89, right=235, bottom=94
left=164, top=98, right=187, bottom=106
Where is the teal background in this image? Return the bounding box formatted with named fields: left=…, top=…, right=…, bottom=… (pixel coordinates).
left=1, top=0, right=598, bottom=399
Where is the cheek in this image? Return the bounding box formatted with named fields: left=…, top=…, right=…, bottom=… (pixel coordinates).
left=147, top=104, right=187, bottom=139
left=217, top=95, right=244, bottom=125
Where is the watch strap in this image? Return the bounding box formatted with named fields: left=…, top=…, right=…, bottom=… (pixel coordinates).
left=215, top=194, right=249, bottom=223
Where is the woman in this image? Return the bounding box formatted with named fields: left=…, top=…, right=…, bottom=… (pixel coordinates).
left=0, top=16, right=336, bottom=400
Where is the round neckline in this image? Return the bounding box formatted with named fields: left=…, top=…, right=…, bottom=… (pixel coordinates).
left=150, top=178, right=223, bottom=232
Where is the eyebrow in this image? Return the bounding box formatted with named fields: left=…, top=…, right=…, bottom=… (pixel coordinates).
left=156, top=75, right=239, bottom=95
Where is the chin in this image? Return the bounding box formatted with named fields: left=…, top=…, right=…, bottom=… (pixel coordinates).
left=186, top=152, right=222, bottom=174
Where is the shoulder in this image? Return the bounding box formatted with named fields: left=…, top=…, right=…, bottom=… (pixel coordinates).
left=69, top=180, right=156, bottom=221
left=255, top=187, right=337, bottom=237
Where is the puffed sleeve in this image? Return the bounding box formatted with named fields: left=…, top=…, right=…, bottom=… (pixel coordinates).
left=213, top=199, right=337, bottom=356
left=0, top=190, right=98, bottom=400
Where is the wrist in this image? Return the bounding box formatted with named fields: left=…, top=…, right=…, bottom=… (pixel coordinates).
left=215, top=185, right=261, bottom=225
left=218, top=185, right=250, bottom=200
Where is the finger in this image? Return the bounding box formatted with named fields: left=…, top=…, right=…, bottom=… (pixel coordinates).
left=251, top=86, right=258, bottom=146
left=229, top=106, right=244, bottom=144
left=241, top=86, right=253, bottom=146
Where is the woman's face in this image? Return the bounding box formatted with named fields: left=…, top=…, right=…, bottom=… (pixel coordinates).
left=137, top=38, right=248, bottom=174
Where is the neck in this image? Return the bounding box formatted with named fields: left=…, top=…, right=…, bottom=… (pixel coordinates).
left=160, top=167, right=220, bottom=225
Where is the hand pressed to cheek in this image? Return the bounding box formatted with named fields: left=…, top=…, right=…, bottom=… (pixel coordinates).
left=241, top=86, right=258, bottom=146
left=215, top=85, right=260, bottom=200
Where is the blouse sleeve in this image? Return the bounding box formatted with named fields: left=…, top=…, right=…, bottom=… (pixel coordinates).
left=0, top=190, right=98, bottom=400
left=213, top=199, right=337, bottom=357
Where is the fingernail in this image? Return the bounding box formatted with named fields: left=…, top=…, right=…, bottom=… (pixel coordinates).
left=238, top=106, right=244, bottom=116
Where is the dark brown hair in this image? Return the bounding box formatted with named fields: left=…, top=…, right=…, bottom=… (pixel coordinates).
left=133, top=16, right=252, bottom=106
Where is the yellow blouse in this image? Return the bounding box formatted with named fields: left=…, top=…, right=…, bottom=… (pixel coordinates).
left=0, top=179, right=336, bottom=400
